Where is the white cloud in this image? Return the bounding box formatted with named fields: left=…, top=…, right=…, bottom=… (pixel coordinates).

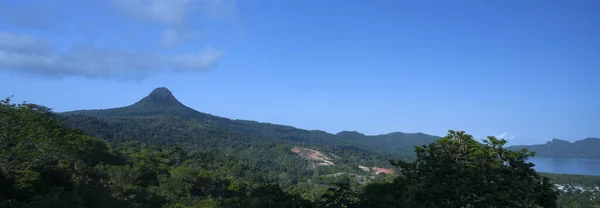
left=0, top=2, right=63, bottom=31
left=203, top=0, right=238, bottom=20
left=0, top=1, right=236, bottom=80
left=0, top=31, right=219, bottom=80
left=170, top=47, right=224, bottom=71
left=494, top=132, right=516, bottom=140
left=0, top=31, right=53, bottom=54
left=0, top=42, right=162, bottom=80
left=112, top=0, right=192, bottom=26
left=113, top=0, right=237, bottom=47
left=162, top=27, right=203, bottom=47
left=112, top=0, right=238, bottom=23
left=162, top=28, right=184, bottom=47
left=496, top=132, right=507, bottom=138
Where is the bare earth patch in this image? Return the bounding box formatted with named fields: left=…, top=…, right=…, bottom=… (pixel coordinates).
left=291, top=147, right=334, bottom=168
left=358, top=165, right=395, bottom=175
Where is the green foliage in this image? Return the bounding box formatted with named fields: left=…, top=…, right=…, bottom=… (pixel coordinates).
left=60, top=87, right=438, bottom=159
left=541, top=173, right=600, bottom=187
left=3, top=95, right=597, bottom=207
left=540, top=173, right=600, bottom=207
left=56, top=88, right=431, bottom=201
left=0, top=97, right=313, bottom=207
left=56, top=113, right=399, bottom=196
left=319, top=176, right=362, bottom=208
left=377, top=130, right=559, bottom=208
left=0, top=97, right=121, bottom=207
left=555, top=191, right=600, bottom=208
left=360, top=179, right=412, bottom=207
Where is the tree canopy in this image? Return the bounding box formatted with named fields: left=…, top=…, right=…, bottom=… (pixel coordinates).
left=366, top=130, right=559, bottom=208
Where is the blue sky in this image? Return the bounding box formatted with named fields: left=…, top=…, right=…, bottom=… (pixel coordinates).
left=0, top=0, right=598, bottom=145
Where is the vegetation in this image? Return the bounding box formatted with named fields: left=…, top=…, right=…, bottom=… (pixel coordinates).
left=0, top=97, right=313, bottom=207
left=540, top=173, right=600, bottom=208
left=1, top=91, right=598, bottom=207
left=361, top=130, right=559, bottom=208
left=57, top=87, right=429, bottom=196
left=61, top=87, right=439, bottom=159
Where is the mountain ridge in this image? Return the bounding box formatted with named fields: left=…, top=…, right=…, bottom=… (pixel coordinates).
left=60, top=87, right=440, bottom=158
left=507, top=137, right=600, bottom=158
left=62, top=87, right=440, bottom=140
left=60, top=87, right=600, bottom=159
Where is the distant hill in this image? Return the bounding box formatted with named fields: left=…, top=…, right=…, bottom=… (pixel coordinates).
left=61, top=87, right=439, bottom=159
left=508, top=138, right=600, bottom=158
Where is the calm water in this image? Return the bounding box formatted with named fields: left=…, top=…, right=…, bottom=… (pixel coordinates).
left=528, top=157, right=600, bottom=176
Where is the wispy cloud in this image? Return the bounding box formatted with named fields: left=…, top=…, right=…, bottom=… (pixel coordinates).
left=162, top=28, right=192, bottom=47
left=0, top=2, right=64, bottom=31
left=494, top=132, right=516, bottom=140
left=0, top=0, right=238, bottom=80
left=0, top=31, right=161, bottom=80
left=111, top=0, right=192, bottom=26
left=0, top=31, right=222, bottom=80
left=0, top=31, right=53, bottom=54
left=112, top=0, right=237, bottom=47
left=170, top=47, right=225, bottom=72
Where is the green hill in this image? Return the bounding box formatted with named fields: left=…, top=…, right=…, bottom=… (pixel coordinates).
left=3, top=95, right=596, bottom=207
left=61, top=87, right=439, bottom=160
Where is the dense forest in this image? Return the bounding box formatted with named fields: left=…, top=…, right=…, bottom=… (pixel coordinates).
left=2, top=89, right=600, bottom=207
left=61, top=87, right=439, bottom=160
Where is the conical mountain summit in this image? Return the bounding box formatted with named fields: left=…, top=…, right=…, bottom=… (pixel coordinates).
left=62, top=87, right=200, bottom=118
left=134, top=87, right=183, bottom=107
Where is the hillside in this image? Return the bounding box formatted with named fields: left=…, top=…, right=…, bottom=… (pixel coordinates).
left=56, top=87, right=430, bottom=203
left=4, top=95, right=597, bottom=207
left=61, top=87, right=439, bottom=159
left=60, top=87, right=600, bottom=162
left=508, top=138, right=600, bottom=158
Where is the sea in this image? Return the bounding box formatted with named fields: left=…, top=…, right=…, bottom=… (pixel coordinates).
left=528, top=157, right=600, bottom=176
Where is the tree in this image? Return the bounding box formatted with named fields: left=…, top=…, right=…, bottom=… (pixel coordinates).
left=0, top=97, right=121, bottom=207
left=360, top=179, right=412, bottom=208
left=319, top=177, right=362, bottom=208
left=388, top=130, right=558, bottom=208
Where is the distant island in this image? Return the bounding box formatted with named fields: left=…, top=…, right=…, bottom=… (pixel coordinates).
left=507, top=138, right=600, bottom=158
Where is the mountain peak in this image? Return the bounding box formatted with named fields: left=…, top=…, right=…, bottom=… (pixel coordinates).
left=150, top=87, right=174, bottom=98
left=61, top=87, right=213, bottom=119
left=137, top=87, right=181, bottom=106
left=548, top=138, right=571, bottom=145
left=336, top=131, right=366, bottom=137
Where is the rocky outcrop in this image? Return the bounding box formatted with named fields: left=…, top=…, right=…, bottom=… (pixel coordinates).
left=291, top=147, right=334, bottom=168
left=372, top=167, right=395, bottom=175
left=358, top=165, right=395, bottom=175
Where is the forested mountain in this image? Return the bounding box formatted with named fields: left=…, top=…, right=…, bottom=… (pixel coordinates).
left=59, top=87, right=411, bottom=200
left=61, top=87, right=438, bottom=160
left=0, top=98, right=318, bottom=207
left=2, top=87, right=597, bottom=207
left=2, top=97, right=571, bottom=207
left=61, top=87, right=600, bottom=162
left=508, top=138, right=600, bottom=158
